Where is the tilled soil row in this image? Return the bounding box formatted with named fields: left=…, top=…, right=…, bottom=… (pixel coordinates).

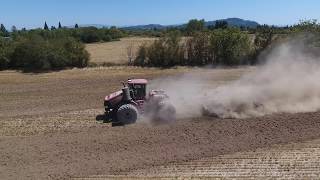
left=1, top=111, right=320, bottom=179
left=0, top=109, right=105, bottom=136
left=120, top=139, right=320, bottom=179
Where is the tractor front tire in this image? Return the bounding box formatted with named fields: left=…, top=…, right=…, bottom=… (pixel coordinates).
left=117, top=104, right=139, bottom=124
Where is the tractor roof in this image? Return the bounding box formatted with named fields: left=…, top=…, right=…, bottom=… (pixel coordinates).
left=128, top=79, right=148, bottom=84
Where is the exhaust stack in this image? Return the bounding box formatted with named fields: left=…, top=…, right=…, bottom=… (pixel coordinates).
left=122, top=87, right=132, bottom=101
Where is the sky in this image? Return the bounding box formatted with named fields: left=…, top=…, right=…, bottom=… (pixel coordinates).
left=1, top=0, right=319, bottom=29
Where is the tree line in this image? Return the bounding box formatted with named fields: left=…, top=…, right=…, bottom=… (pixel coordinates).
left=0, top=34, right=90, bottom=71
left=1, top=22, right=126, bottom=43
left=133, top=19, right=320, bottom=67
left=0, top=21, right=128, bottom=71
left=134, top=28, right=254, bottom=67
left=1, top=19, right=320, bottom=71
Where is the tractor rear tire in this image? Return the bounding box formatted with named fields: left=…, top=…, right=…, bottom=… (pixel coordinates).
left=117, top=104, right=139, bottom=124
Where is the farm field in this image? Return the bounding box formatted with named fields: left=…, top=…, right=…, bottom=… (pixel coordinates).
left=1, top=0, right=319, bottom=179
left=0, top=67, right=320, bottom=179
left=85, top=37, right=156, bottom=65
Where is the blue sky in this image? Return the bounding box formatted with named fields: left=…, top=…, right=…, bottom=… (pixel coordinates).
left=1, top=0, right=319, bottom=29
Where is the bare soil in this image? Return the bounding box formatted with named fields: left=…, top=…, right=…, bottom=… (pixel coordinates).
left=121, top=138, right=320, bottom=179
left=1, top=67, right=320, bottom=179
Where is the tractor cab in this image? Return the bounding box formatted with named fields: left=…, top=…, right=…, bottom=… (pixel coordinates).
left=127, top=79, right=147, bottom=100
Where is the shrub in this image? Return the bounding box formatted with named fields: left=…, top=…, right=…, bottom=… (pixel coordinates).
left=135, top=31, right=185, bottom=67
left=134, top=44, right=148, bottom=66
left=0, top=38, right=14, bottom=70
left=108, top=27, right=124, bottom=40
left=79, top=27, right=101, bottom=43
left=211, top=28, right=251, bottom=65
left=10, top=35, right=89, bottom=71
left=10, top=35, right=50, bottom=70
left=186, top=19, right=206, bottom=35
left=63, top=38, right=90, bottom=67
left=186, top=32, right=212, bottom=65
left=102, top=34, right=112, bottom=42
left=135, top=28, right=253, bottom=67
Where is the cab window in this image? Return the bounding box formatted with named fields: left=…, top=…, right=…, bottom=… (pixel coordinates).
left=129, top=84, right=146, bottom=100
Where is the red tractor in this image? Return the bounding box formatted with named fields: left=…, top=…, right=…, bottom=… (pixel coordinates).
left=102, top=79, right=176, bottom=125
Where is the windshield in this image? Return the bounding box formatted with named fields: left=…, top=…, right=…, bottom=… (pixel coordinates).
left=129, top=84, right=146, bottom=100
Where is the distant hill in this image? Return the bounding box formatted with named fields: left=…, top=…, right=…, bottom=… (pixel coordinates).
left=78, top=24, right=110, bottom=28
left=205, top=18, right=259, bottom=28
left=66, top=24, right=111, bottom=29
left=72, top=18, right=260, bottom=30
left=123, top=24, right=167, bottom=30
left=122, top=18, right=260, bottom=30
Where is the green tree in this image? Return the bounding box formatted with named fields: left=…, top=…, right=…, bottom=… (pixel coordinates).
left=0, top=24, right=6, bottom=32
left=11, top=26, right=17, bottom=32
left=186, top=32, right=212, bottom=65
left=0, top=38, right=13, bottom=69
left=292, top=19, right=319, bottom=32
left=44, top=22, right=49, bottom=30
left=186, top=19, right=205, bottom=35
left=211, top=28, right=251, bottom=65
left=10, top=35, right=89, bottom=71
left=63, top=38, right=90, bottom=67
left=135, top=31, right=184, bottom=67
left=79, top=27, right=101, bottom=43
left=108, top=27, right=123, bottom=40
left=254, top=28, right=273, bottom=50
left=0, top=24, right=9, bottom=36
left=134, top=44, right=148, bottom=66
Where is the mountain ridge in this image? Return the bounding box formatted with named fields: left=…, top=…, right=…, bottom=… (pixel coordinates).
left=122, top=18, right=260, bottom=30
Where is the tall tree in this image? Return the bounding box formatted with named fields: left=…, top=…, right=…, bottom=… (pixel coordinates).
left=58, top=22, right=62, bottom=29
left=44, top=21, right=49, bottom=30
left=11, top=25, right=17, bottom=32
left=0, top=24, right=7, bottom=33
left=211, top=28, right=251, bottom=65
left=75, top=23, right=79, bottom=29
left=0, top=24, right=9, bottom=36
left=186, top=19, right=205, bottom=35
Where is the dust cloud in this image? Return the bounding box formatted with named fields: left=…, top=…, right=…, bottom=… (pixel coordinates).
left=149, top=39, right=320, bottom=119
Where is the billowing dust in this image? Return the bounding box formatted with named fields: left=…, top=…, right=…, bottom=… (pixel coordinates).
left=149, top=39, right=320, bottom=119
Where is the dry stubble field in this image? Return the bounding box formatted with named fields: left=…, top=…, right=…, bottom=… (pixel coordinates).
left=85, top=37, right=156, bottom=65
left=0, top=38, right=320, bottom=179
